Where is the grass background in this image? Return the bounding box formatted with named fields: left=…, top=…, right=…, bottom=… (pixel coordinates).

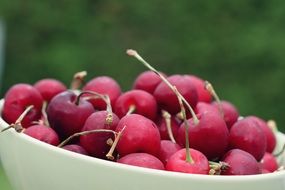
left=0, top=0, right=285, bottom=189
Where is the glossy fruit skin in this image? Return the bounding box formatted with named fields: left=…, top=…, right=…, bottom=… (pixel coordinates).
left=247, top=116, right=276, bottom=153
left=82, top=76, right=121, bottom=110
left=259, top=152, right=278, bottom=173
left=133, top=71, right=164, bottom=94
left=153, top=75, right=198, bottom=115
left=186, top=75, right=212, bottom=103
left=178, top=111, right=229, bottom=160
left=212, top=100, right=239, bottom=129
left=62, top=144, right=88, bottom=155
left=47, top=91, right=95, bottom=139
left=24, top=124, right=60, bottom=146
left=166, top=148, right=209, bottom=174
left=34, top=79, right=67, bottom=102
left=2, top=84, right=43, bottom=128
left=195, top=102, right=219, bottom=115
left=229, top=117, right=266, bottom=161
left=156, top=116, right=180, bottom=141
left=118, top=153, right=165, bottom=170
left=115, top=114, right=161, bottom=157
left=79, top=111, right=120, bottom=159
left=221, top=149, right=261, bottom=175
left=157, top=140, right=182, bottom=165
left=114, top=90, right=157, bottom=121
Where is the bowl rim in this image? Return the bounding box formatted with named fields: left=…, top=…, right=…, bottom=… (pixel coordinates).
left=1, top=99, right=285, bottom=181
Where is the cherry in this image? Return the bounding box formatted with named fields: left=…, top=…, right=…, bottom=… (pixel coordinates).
left=186, top=75, right=212, bottom=103
left=133, top=71, right=165, bottom=94
left=153, top=74, right=198, bottom=115
left=47, top=91, right=95, bottom=139
left=156, top=111, right=180, bottom=142
left=114, top=89, right=157, bottom=121
left=157, top=140, right=182, bottom=165
left=2, top=83, right=43, bottom=128
left=221, top=149, right=261, bottom=175
left=24, top=124, right=60, bottom=146
left=247, top=116, right=276, bottom=153
left=195, top=102, right=219, bottom=115
left=229, top=117, right=266, bottom=161
left=177, top=111, right=229, bottom=160
left=34, top=78, right=67, bottom=102
left=62, top=144, right=88, bottom=155
left=118, top=153, right=165, bottom=170
left=212, top=100, right=239, bottom=129
left=82, top=76, right=121, bottom=110
left=166, top=148, right=209, bottom=174
left=259, top=152, right=278, bottom=173
left=79, top=111, right=120, bottom=159
left=115, top=114, right=161, bottom=157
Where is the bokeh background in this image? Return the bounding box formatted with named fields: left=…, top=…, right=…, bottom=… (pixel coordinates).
left=0, top=0, right=285, bottom=189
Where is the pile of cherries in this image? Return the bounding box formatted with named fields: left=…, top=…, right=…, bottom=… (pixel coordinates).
left=0, top=49, right=281, bottom=175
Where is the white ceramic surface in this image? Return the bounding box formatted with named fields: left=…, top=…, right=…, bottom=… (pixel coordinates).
left=0, top=99, right=285, bottom=190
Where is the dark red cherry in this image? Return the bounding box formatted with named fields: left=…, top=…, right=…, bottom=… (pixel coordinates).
left=133, top=71, right=165, bottom=94
left=62, top=144, right=88, bottom=155
left=157, top=140, right=182, bottom=165
left=186, top=75, right=212, bottom=103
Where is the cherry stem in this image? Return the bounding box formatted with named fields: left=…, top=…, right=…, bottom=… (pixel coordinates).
left=126, top=105, right=136, bottom=116
left=70, top=71, right=87, bottom=90
left=1, top=105, right=34, bottom=133
left=267, top=120, right=278, bottom=132
left=161, top=110, right=176, bottom=143
left=209, top=161, right=229, bottom=175
left=41, top=101, right=50, bottom=127
left=205, top=81, right=224, bottom=117
left=58, top=129, right=117, bottom=148
left=75, top=91, right=113, bottom=125
left=173, top=86, right=193, bottom=163
left=106, top=126, right=126, bottom=160
left=126, top=49, right=199, bottom=125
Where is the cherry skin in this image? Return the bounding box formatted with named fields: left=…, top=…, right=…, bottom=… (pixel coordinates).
left=115, top=114, right=161, bottom=157
left=79, top=111, right=120, bottom=159
left=34, top=78, right=67, bottom=102
left=166, top=148, right=209, bottom=174
left=177, top=111, right=229, bottom=160
left=229, top=117, right=266, bottom=161
left=259, top=152, right=278, bottom=173
left=133, top=71, right=164, bottom=94
left=157, top=140, right=182, bottom=165
left=195, top=102, right=220, bottom=115
left=212, top=100, right=239, bottom=129
left=62, top=144, right=88, bottom=155
left=221, top=149, right=261, bottom=175
left=118, top=153, right=165, bottom=170
left=82, top=76, right=121, bottom=110
left=47, top=91, right=95, bottom=139
left=156, top=116, right=180, bottom=141
left=153, top=75, right=198, bottom=115
left=186, top=75, right=212, bottom=103
left=2, top=83, right=43, bottom=128
left=114, top=90, right=157, bottom=121
left=247, top=116, right=276, bottom=153
left=24, top=124, right=60, bottom=146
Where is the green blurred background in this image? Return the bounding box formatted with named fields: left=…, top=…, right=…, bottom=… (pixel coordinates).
left=0, top=0, right=285, bottom=189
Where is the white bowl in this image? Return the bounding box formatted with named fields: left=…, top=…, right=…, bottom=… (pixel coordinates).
left=1, top=99, right=285, bottom=190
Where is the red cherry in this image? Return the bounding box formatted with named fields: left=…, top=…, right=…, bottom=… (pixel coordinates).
left=34, top=78, right=67, bottom=102
left=156, top=114, right=180, bottom=141
left=24, top=124, right=60, bottom=146
left=247, top=116, right=276, bottom=153
left=186, top=75, right=212, bottom=103
left=157, top=140, right=182, bottom=165
left=177, top=111, right=229, bottom=160
left=82, top=76, right=121, bottom=110
left=229, top=117, right=266, bottom=161
left=259, top=152, right=278, bottom=173
left=166, top=148, right=209, bottom=174
left=195, top=102, right=220, bottom=115
left=62, top=144, right=88, bottom=155
left=114, top=90, right=157, bottom=121
left=221, top=149, right=261, bottom=175
left=133, top=71, right=165, bottom=94
left=153, top=75, right=198, bottom=115
left=118, top=153, right=165, bottom=170
left=115, top=114, right=161, bottom=157
left=2, top=83, right=43, bottom=128
left=47, top=91, right=95, bottom=139
left=79, top=111, right=120, bottom=159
